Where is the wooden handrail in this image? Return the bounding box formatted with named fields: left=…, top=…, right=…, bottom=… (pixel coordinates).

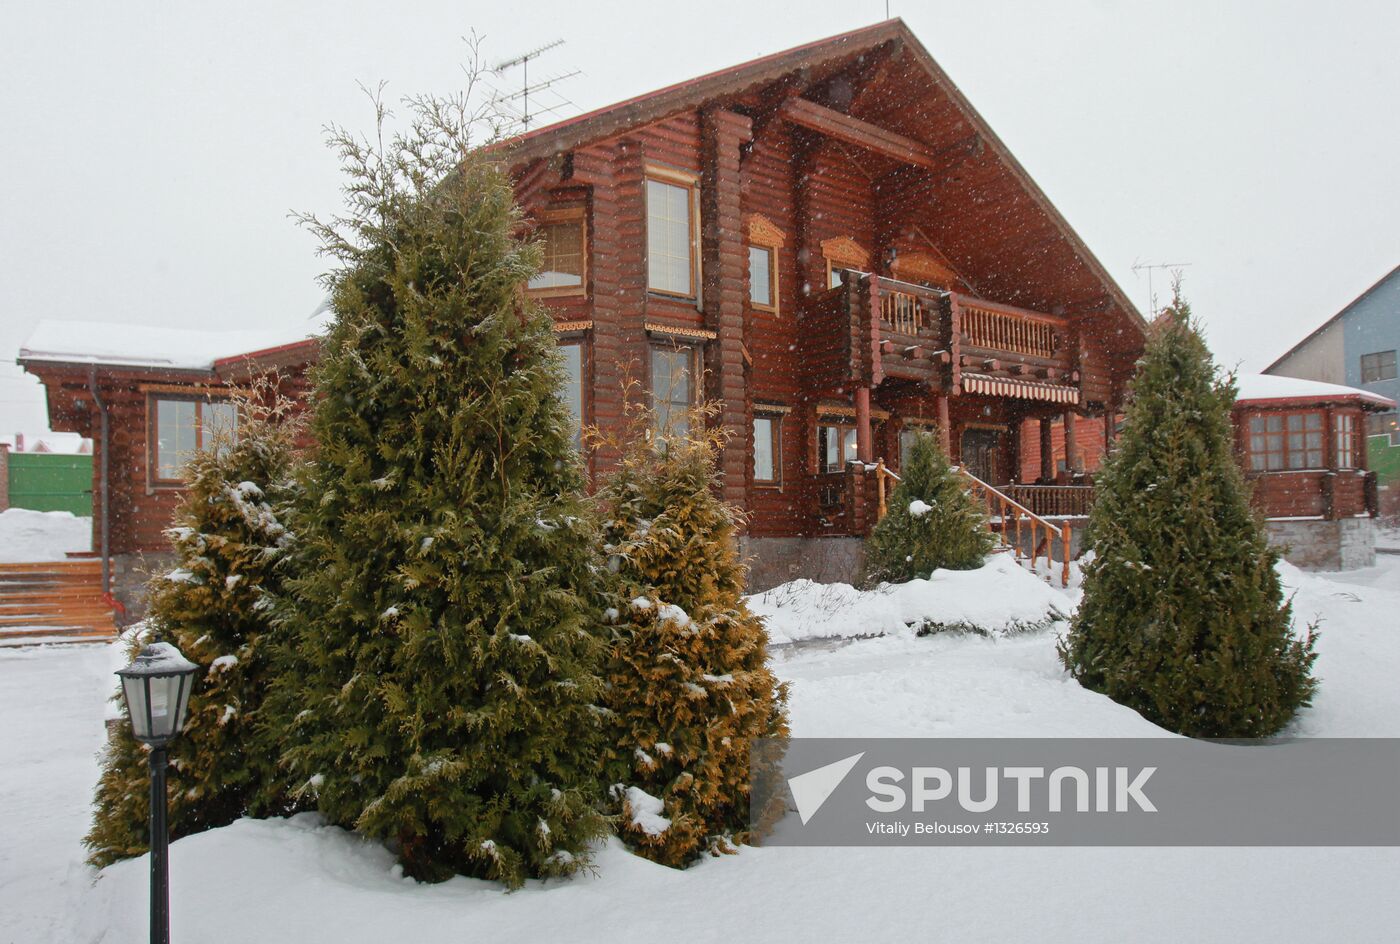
left=866, top=462, right=1074, bottom=588
left=957, top=468, right=1073, bottom=587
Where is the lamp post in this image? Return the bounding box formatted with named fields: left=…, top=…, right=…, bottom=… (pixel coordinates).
left=117, top=642, right=199, bottom=944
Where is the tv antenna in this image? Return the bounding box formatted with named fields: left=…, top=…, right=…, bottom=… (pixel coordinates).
left=1131, top=260, right=1192, bottom=317
left=491, top=39, right=580, bottom=131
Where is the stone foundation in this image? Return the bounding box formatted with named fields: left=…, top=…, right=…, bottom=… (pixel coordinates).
left=109, top=551, right=174, bottom=626
left=1265, top=517, right=1375, bottom=571
left=740, top=536, right=866, bottom=590
left=740, top=522, right=1094, bottom=592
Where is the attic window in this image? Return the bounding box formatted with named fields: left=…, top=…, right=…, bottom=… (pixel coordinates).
left=527, top=208, right=587, bottom=296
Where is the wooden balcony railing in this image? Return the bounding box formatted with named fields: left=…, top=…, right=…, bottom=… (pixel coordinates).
left=879, top=287, right=933, bottom=335
left=960, top=301, right=1057, bottom=359
left=801, top=274, right=1077, bottom=394
left=1003, top=484, right=1095, bottom=518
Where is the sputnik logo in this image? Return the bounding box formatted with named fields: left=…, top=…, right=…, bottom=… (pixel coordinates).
left=787, top=752, right=865, bottom=825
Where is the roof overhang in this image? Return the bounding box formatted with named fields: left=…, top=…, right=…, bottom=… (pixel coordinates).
left=495, top=18, right=1146, bottom=343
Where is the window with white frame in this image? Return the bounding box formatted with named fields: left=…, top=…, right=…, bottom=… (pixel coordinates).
left=753, top=412, right=782, bottom=484
left=559, top=341, right=585, bottom=448
left=749, top=245, right=776, bottom=309
left=1335, top=413, right=1356, bottom=469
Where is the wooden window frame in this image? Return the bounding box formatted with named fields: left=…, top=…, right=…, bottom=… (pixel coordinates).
left=818, top=422, right=859, bottom=475
left=746, top=214, right=786, bottom=314
left=1360, top=350, right=1397, bottom=383
left=752, top=410, right=783, bottom=487
left=527, top=206, right=588, bottom=298
left=645, top=166, right=700, bottom=301
left=897, top=419, right=939, bottom=470
left=1246, top=410, right=1325, bottom=472
left=556, top=337, right=589, bottom=450
left=147, top=394, right=238, bottom=488
left=1335, top=412, right=1357, bottom=470
left=821, top=236, right=869, bottom=290
left=748, top=244, right=778, bottom=312
left=649, top=341, right=701, bottom=437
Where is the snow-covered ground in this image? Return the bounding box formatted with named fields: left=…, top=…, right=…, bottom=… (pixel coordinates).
left=1376, top=522, right=1400, bottom=552
left=2, top=558, right=1398, bottom=943
left=0, top=508, right=92, bottom=562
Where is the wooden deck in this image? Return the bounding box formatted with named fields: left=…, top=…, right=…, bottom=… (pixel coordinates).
left=0, top=559, right=119, bottom=647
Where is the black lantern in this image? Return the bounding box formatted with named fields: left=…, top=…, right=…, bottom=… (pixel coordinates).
left=117, top=642, right=199, bottom=944
left=118, top=643, right=198, bottom=745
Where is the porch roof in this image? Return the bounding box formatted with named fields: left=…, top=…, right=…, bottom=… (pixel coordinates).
left=1235, top=373, right=1395, bottom=412
left=17, top=311, right=330, bottom=373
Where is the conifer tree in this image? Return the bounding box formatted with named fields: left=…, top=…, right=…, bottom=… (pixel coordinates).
left=1060, top=288, right=1317, bottom=737
left=598, top=412, right=789, bottom=867
left=86, top=395, right=298, bottom=867
left=864, top=430, right=994, bottom=583
left=262, top=75, right=606, bottom=887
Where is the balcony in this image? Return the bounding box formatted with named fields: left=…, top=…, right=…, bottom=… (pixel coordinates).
left=801, top=273, right=1080, bottom=403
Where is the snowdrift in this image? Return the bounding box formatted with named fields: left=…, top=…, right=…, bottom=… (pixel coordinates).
left=0, top=508, right=92, bottom=562
left=748, top=554, right=1073, bottom=644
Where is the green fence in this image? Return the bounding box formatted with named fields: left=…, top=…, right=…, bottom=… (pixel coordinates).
left=7, top=452, right=93, bottom=515
left=1369, top=434, right=1400, bottom=485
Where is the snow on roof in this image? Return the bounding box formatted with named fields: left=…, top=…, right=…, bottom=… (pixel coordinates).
left=19, top=309, right=332, bottom=372
left=1236, top=373, right=1395, bottom=409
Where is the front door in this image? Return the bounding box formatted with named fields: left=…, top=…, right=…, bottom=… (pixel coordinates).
left=961, top=428, right=1001, bottom=483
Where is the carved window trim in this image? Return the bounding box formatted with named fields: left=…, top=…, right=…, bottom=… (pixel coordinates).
left=821, top=236, right=869, bottom=289
left=747, top=214, right=786, bottom=314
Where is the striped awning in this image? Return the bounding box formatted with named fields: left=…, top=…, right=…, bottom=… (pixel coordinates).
left=960, top=372, right=1080, bottom=404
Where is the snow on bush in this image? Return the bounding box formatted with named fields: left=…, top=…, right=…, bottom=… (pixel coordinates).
left=0, top=508, right=92, bottom=562
left=748, top=555, right=1072, bottom=644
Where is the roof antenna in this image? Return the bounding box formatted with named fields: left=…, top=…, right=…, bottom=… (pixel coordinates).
left=490, top=39, right=580, bottom=132
left=1131, top=260, right=1192, bottom=317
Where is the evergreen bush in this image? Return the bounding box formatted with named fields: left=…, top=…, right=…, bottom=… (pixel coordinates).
left=1059, top=289, right=1317, bottom=737
left=598, top=415, right=789, bottom=867
left=86, top=397, right=298, bottom=867
left=864, top=430, right=994, bottom=583
left=262, top=81, right=606, bottom=888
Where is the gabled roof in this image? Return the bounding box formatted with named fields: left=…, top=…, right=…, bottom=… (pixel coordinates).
left=1264, top=263, right=1400, bottom=374
left=502, top=18, right=1145, bottom=338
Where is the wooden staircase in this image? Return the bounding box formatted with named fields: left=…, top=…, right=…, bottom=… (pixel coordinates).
left=870, top=461, right=1076, bottom=587
left=0, top=559, right=120, bottom=647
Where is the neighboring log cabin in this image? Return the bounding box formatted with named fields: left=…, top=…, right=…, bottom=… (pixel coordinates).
left=1233, top=373, right=1394, bottom=570
left=21, top=19, right=1150, bottom=607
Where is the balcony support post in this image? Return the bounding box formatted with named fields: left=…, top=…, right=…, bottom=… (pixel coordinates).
left=1039, top=416, right=1055, bottom=483
left=855, top=386, right=874, bottom=464
left=936, top=393, right=951, bottom=452
left=1063, top=408, right=1081, bottom=477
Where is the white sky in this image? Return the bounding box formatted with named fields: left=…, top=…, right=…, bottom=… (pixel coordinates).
left=3, top=0, right=1398, bottom=438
